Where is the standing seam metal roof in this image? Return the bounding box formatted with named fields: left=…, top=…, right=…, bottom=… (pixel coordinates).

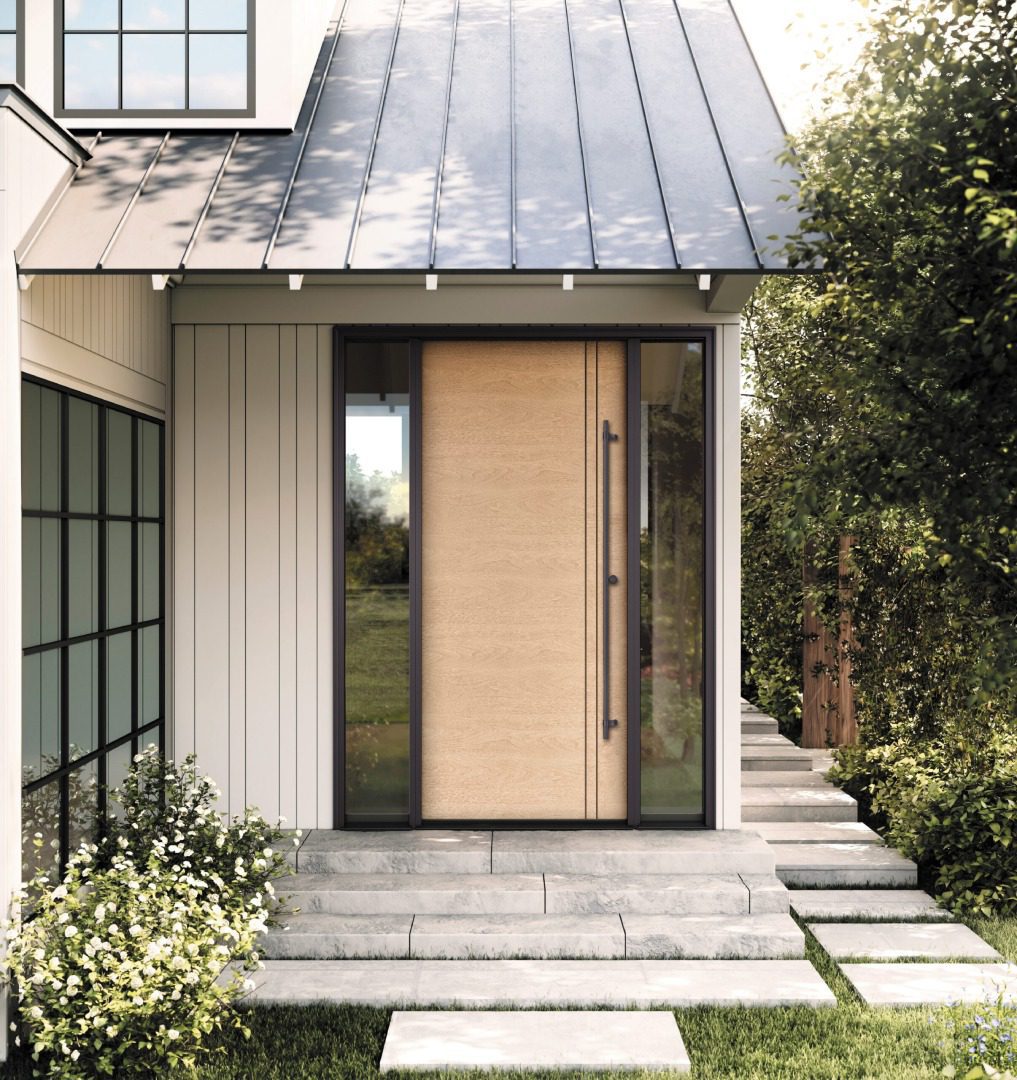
left=19, top=0, right=802, bottom=274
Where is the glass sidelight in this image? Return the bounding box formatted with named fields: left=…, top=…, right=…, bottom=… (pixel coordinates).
left=638, top=342, right=707, bottom=823
left=342, top=342, right=412, bottom=823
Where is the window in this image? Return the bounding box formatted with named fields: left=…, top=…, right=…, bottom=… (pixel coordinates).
left=21, top=379, right=165, bottom=879
left=59, top=0, right=251, bottom=114
left=0, top=0, right=20, bottom=84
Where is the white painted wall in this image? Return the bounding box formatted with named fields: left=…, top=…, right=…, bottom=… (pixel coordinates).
left=172, top=280, right=743, bottom=830
left=22, top=0, right=335, bottom=131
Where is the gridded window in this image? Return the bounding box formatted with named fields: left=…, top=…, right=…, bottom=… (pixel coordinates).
left=60, top=0, right=251, bottom=113
left=21, top=379, right=164, bottom=879
left=0, top=0, right=19, bottom=83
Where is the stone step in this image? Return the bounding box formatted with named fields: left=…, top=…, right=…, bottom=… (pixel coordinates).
left=789, top=889, right=954, bottom=921
left=741, top=715, right=779, bottom=735
left=379, top=1011, right=691, bottom=1074
left=808, top=922, right=1000, bottom=961
left=741, top=733, right=796, bottom=746
left=741, top=770, right=830, bottom=787
left=263, top=915, right=412, bottom=959
left=298, top=830, right=492, bottom=874
left=741, top=787, right=858, bottom=822
left=544, top=873, right=753, bottom=915
left=771, top=843, right=918, bottom=887
left=744, top=821, right=882, bottom=843
left=742, top=747, right=814, bottom=772
left=284, top=872, right=545, bottom=915
left=839, top=964, right=1017, bottom=1007
left=622, top=913, right=805, bottom=959
left=248, top=959, right=837, bottom=1008
left=410, top=914, right=625, bottom=959
left=490, top=830, right=775, bottom=876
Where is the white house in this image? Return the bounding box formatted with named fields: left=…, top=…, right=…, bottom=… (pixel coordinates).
left=1, top=0, right=805, bottom=1032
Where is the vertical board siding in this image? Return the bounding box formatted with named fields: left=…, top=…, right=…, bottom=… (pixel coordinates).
left=174, top=323, right=333, bottom=829
left=22, top=275, right=171, bottom=385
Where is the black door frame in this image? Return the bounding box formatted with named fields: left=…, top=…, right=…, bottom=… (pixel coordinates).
left=334, top=326, right=716, bottom=830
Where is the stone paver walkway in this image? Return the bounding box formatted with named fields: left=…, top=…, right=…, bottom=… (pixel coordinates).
left=841, top=963, right=1017, bottom=1007
left=809, top=922, right=1001, bottom=960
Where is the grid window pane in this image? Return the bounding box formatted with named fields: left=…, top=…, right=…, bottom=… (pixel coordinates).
left=138, top=420, right=161, bottom=518
left=0, top=34, right=15, bottom=82
left=188, top=33, right=246, bottom=110
left=139, top=624, right=161, bottom=725
left=22, top=383, right=62, bottom=513
left=138, top=522, right=161, bottom=622
left=22, top=519, right=61, bottom=650
left=123, top=0, right=185, bottom=30
left=106, top=741, right=134, bottom=817
left=67, top=397, right=99, bottom=515
left=64, top=0, right=119, bottom=30
left=107, top=410, right=133, bottom=516
left=189, top=0, right=246, bottom=30
left=123, top=34, right=185, bottom=110
left=67, top=520, right=99, bottom=638
left=22, top=653, right=61, bottom=784
left=64, top=33, right=119, bottom=109
left=22, top=783, right=62, bottom=884
left=106, top=521, right=133, bottom=630
left=68, top=641, right=99, bottom=761
left=107, top=631, right=133, bottom=741
left=0, top=0, right=15, bottom=31
left=67, top=760, right=100, bottom=857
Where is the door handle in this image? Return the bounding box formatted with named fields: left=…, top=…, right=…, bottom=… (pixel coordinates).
left=603, top=419, right=620, bottom=740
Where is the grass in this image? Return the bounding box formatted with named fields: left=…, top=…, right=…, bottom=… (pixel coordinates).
left=5, top=920, right=1015, bottom=1079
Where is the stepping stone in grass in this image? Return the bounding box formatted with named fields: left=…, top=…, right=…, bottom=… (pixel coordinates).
left=840, top=963, right=1017, bottom=1007
left=790, top=890, right=953, bottom=921
left=809, top=922, right=1000, bottom=960
left=379, top=1011, right=691, bottom=1073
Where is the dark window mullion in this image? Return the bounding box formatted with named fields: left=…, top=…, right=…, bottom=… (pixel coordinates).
left=130, top=417, right=139, bottom=754
left=184, top=0, right=189, bottom=112
left=157, top=421, right=166, bottom=762
left=59, top=393, right=70, bottom=868
left=118, top=0, right=123, bottom=111
left=97, top=407, right=108, bottom=823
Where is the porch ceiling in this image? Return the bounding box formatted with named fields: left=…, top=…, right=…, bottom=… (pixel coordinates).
left=18, top=0, right=801, bottom=276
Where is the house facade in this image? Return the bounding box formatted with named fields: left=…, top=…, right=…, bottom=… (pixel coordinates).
left=1, top=0, right=800, bottom=1021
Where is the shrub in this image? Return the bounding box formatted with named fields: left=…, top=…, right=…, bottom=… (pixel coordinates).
left=2, top=748, right=297, bottom=1078
left=943, top=989, right=1017, bottom=1078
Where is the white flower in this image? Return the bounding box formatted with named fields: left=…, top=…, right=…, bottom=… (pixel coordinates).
left=63, top=926, right=77, bottom=938
left=167, top=1029, right=180, bottom=1041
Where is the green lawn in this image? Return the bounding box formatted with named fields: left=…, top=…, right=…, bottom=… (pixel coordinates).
left=4, top=915, right=1010, bottom=1079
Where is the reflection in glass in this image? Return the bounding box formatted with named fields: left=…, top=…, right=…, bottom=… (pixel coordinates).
left=122, top=34, right=185, bottom=109
left=189, top=0, right=247, bottom=29
left=67, top=520, right=98, bottom=638
left=22, top=783, right=62, bottom=884
left=345, top=343, right=411, bottom=823
left=107, top=631, right=133, bottom=741
left=68, top=397, right=99, bottom=514
left=640, top=343, right=706, bottom=822
left=22, top=383, right=62, bottom=512
left=122, top=0, right=184, bottom=30
left=0, top=0, right=15, bottom=29
left=107, top=522, right=133, bottom=629
left=106, top=741, right=134, bottom=817
left=107, top=410, right=133, bottom=516
left=188, top=33, right=246, bottom=109
left=139, top=625, right=161, bottom=724
left=63, top=33, right=118, bottom=109
left=68, top=641, right=99, bottom=760
left=22, top=653, right=61, bottom=784
left=22, top=519, right=61, bottom=650
left=64, top=0, right=119, bottom=30
left=138, top=522, right=161, bottom=621
left=0, top=35, right=15, bottom=82
left=138, top=419, right=161, bottom=518
left=67, top=760, right=100, bottom=857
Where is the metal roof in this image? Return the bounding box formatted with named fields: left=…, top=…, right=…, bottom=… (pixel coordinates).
left=19, top=0, right=802, bottom=275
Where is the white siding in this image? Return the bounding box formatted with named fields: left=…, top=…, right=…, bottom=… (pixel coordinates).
left=173, top=323, right=333, bottom=828
left=21, top=275, right=170, bottom=415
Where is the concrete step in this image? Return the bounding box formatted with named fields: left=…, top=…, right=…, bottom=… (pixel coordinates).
left=284, top=872, right=545, bottom=915
left=490, top=830, right=775, bottom=876
left=263, top=914, right=412, bottom=959
left=741, top=733, right=796, bottom=747
left=771, top=843, right=918, bottom=887
left=741, top=770, right=830, bottom=787
left=809, top=922, right=1000, bottom=961
left=741, top=747, right=814, bottom=772
left=741, top=787, right=858, bottom=822
left=744, top=821, right=882, bottom=843
left=789, top=889, right=954, bottom=922
left=544, top=874, right=753, bottom=915
left=840, top=963, right=1017, bottom=1008
left=741, top=715, right=779, bottom=735
left=297, top=830, right=492, bottom=874
left=410, top=914, right=625, bottom=959
left=622, top=913, right=804, bottom=959
left=379, top=1011, right=691, bottom=1074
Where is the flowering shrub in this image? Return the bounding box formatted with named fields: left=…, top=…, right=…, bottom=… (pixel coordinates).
left=942, top=990, right=1017, bottom=1080
left=2, top=748, right=297, bottom=1078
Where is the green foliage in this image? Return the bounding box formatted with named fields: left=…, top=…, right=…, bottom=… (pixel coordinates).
left=943, top=989, right=1017, bottom=1077
left=1, top=750, right=296, bottom=1078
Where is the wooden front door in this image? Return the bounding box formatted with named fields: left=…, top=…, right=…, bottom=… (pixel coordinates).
left=420, top=340, right=627, bottom=821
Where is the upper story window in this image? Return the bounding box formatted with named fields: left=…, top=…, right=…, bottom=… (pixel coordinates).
left=0, top=0, right=20, bottom=83
left=59, top=0, right=252, bottom=114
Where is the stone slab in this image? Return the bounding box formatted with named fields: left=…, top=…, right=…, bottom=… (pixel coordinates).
left=745, top=822, right=882, bottom=843
left=297, top=830, right=491, bottom=874
left=742, top=787, right=858, bottom=823
left=282, top=873, right=545, bottom=915
left=741, top=770, right=830, bottom=787
left=410, top=914, right=625, bottom=959
left=772, top=843, right=917, bottom=887
left=544, top=874, right=750, bottom=915
left=840, top=963, right=1017, bottom=1007
left=261, top=915, right=411, bottom=959
left=741, top=733, right=796, bottom=746
left=379, top=1011, right=690, bottom=1073
left=741, top=717, right=780, bottom=735
left=249, top=959, right=838, bottom=1008
left=810, top=922, right=1000, bottom=960
left=790, top=889, right=954, bottom=921
left=740, top=874, right=791, bottom=914
left=742, top=753, right=814, bottom=772
left=623, top=914, right=804, bottom=959
left=492, top=830, right=775, bottom=875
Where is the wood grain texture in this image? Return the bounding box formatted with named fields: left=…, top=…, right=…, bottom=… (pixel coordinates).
left=421, top=341, right=589, bottom=820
